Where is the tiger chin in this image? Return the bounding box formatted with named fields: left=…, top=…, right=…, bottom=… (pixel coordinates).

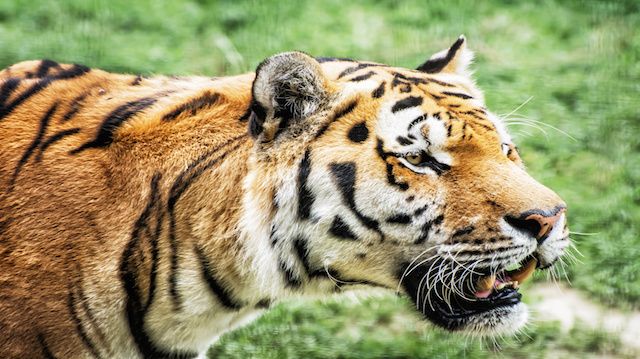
left=0, top=36, right=570, bottom=358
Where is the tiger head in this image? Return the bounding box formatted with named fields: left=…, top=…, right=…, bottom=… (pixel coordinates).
left=244, top=37, right=569, bottom=335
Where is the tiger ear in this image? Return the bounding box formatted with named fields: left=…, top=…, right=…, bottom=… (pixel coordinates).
left=250, top=51, right=331, bottom=141
left=416, top=35, right=474, bottom=77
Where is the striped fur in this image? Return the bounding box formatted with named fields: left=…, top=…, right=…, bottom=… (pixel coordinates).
left=0, top=38, right=569, bottom=358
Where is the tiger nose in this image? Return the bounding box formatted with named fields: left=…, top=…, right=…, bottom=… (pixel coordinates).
left=505, top=207, right=566, bottom=244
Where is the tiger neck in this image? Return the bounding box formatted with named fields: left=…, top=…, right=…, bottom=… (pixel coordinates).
left=232, top=150, right=339, bottom=307
left=171, top=121, right=327, bottom=309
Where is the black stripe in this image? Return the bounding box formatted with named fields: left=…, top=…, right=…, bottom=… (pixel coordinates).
left=68, top=284, right=102, bottom=359
left=337, top=63, right=384, bottom=79
left=161, top=92, right=219, bottom=122
left=452, top=226, right=474, bottom=238
left=391, top=74, right=411, bottom=92
left=36, top=59, right=60, bottom=78
left=0, top=77, right=20, bottom=107
left=194, top=244, right=242, bottom=309
left=391, top=72, right=428, bottom=87
left=407, top=114, right=428, bottom=130
left=372, top=81, right=386, bottom=98
left=396, top=136, right=413, bottom=146
left=279, top=259, right=303, bottom=288
left=333, top=100, right=358, bottom=120
left=0, top=64, right=90, bottom=121
left=329, top=216, right=357, bottom=240
left=36, top=128, right=81, bottom=161
left=71, top=97, right=157, bottom=153
left=238, top=106, right=252, bottom=122
left=391, top=96, right=423, bottom=113
left=132, top=173, right=163, bottom=313
left=120, top=174, right=196, bottom=359
left=416, top=37, right=464, bottom=73
left=60, top=94, right=88, bottom=123
left=441, top=91, right=473, bottom=99
left=297, top=150, right=314, bottom=220
left=376, top=139, right=409, bottom=191
left=387, top=214, right=412, bottom=224
left=0, top=78, right=51, bottom=120
left=37, top=333, right=58, bottom=359
left=469, top=119, right=495, bottom=132
left=425, top=77, right=455, bottom=87
left=315, top=57, right=356, bottom=63
left=166, top=135, right=248, bottom=308
left=131, top=75, right=143, bottom=86
left=293, top=236, right=313, bottom=275
left=9, top=102, right=58, bottom=189
left=414, top=205, right=429, bottom=216
left=454, top=244, right=526, bottom=257
left=314, top=100, right=357, bottom=139
left=329, top=162, right=382, bottom=235
left=414, top=214, right=444, bottom=244
left=348, top=71, right=375, bottom=82
left=75, top=276, right=109, bottom=349
left=385, top=163, right=409, bottom=190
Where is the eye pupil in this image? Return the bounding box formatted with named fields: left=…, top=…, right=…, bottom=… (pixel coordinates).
left=405, top=153, right=423, bottom=165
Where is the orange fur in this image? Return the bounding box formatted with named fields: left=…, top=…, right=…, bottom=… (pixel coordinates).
left=0, top=44, right=568, bottom=357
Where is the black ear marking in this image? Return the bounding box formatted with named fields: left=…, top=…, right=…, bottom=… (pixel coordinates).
left=416, top=36, right=466, bottom=74
left=248, top=100, right=267, bottom=138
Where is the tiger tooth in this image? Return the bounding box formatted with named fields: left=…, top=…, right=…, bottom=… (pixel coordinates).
left=509, top=258, right=537, bottom=284
left=495, top=282, right=506, bottom=290
left=476, top=274, right=496, bottom=292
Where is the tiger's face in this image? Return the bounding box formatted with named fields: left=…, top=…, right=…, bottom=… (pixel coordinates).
left=247, top=37, right=568, bottom=335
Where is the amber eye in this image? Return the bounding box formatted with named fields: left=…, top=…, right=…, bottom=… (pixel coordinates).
left=404, top=152, right=424, bottom=166
left=400, top=150, right=451, bottom=174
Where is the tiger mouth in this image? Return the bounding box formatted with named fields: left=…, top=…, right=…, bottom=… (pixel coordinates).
left=401, top=255, right=538, bottom=331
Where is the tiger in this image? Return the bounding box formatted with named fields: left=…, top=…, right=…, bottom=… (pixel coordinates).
left=0, top=36, right=570, bottom=358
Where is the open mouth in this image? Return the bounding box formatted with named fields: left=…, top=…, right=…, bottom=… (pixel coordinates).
left=401, top=255, right=538, bottom=331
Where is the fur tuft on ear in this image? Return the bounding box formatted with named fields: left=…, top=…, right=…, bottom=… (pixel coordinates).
left=250, top=52, right=330, bottom=140
left=416, top=35, right=474, bottom=77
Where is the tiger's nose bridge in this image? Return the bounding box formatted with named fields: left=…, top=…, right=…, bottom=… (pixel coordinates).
left=504, top=206, right=566, bottom=244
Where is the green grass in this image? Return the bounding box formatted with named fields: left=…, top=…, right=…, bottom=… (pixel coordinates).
left=209, top=293, right=634, bottom=359
left=1, top=0, right=638, bottom=357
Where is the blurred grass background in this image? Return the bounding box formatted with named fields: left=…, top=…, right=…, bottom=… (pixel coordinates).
left=1, top=0, right=638, bottom=357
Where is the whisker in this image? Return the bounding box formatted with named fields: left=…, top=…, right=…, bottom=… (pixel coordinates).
left=568, top=231, right=599, bottom=236
left=500, top=96, right=534, bottom=119
left=395, top=245, right=439, bottom=293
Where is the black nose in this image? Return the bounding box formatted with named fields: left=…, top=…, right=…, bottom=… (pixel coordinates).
left=505, top=207, right=566, bottom=244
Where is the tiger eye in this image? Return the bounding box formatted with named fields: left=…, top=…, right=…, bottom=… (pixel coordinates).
left=405, top=153, right=422, bottom=165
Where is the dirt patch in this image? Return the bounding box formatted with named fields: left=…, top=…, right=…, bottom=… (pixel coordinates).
left=530, top=283, right=640, bottom=352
